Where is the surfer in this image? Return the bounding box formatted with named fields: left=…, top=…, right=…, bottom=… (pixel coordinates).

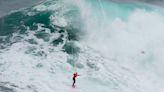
left=72, top=72, right=80, bottom=87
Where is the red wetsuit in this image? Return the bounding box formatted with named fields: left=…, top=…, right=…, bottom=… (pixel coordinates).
left=73, top=73, right=78, bottom=78
left=72, top=73, right=78, bottom=86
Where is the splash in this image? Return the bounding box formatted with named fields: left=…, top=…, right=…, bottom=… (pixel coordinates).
left=0, top=0, right=164, bottom=92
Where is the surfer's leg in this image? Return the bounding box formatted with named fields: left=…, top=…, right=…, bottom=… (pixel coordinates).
left=72, top=78, right=75, bottom=86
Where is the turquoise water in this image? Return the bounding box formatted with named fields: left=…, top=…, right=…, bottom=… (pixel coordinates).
left=0, top=0, right=164, bottom=55
left=86, top=0, right=155, bottom=21
left=0, top=0, right=164, bottom=92
left=0, top=0, right=163, bottom=55
left=0, top=0, right=83, bottom=54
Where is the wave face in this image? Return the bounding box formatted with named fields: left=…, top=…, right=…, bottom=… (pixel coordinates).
left=0, top=0, right=164, bottom=92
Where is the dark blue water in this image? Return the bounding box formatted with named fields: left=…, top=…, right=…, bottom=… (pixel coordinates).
left=0, top=0, right=164, bottom=17
left=0, top=0, right=45, bottom=17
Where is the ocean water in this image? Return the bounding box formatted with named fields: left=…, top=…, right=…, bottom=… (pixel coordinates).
left=0, top=0, right=45, bottom=17
left=0, top=0, right=164, bottom=92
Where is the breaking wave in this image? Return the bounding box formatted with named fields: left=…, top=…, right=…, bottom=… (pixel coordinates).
left=0, top=0, right=164, bottom=92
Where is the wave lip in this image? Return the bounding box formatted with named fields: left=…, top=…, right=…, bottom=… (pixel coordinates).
left=0, top=0, right=164, bottom=92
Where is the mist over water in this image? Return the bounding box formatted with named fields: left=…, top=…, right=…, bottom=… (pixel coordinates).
left=84, top=0, right=164, bottom=79
left=1, top=0, right=164, bottom=17
left=0, top=0, right=164, bottom=92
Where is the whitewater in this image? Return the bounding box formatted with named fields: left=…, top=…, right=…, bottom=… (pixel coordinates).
left=0, top=0, right=164, bottom=92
